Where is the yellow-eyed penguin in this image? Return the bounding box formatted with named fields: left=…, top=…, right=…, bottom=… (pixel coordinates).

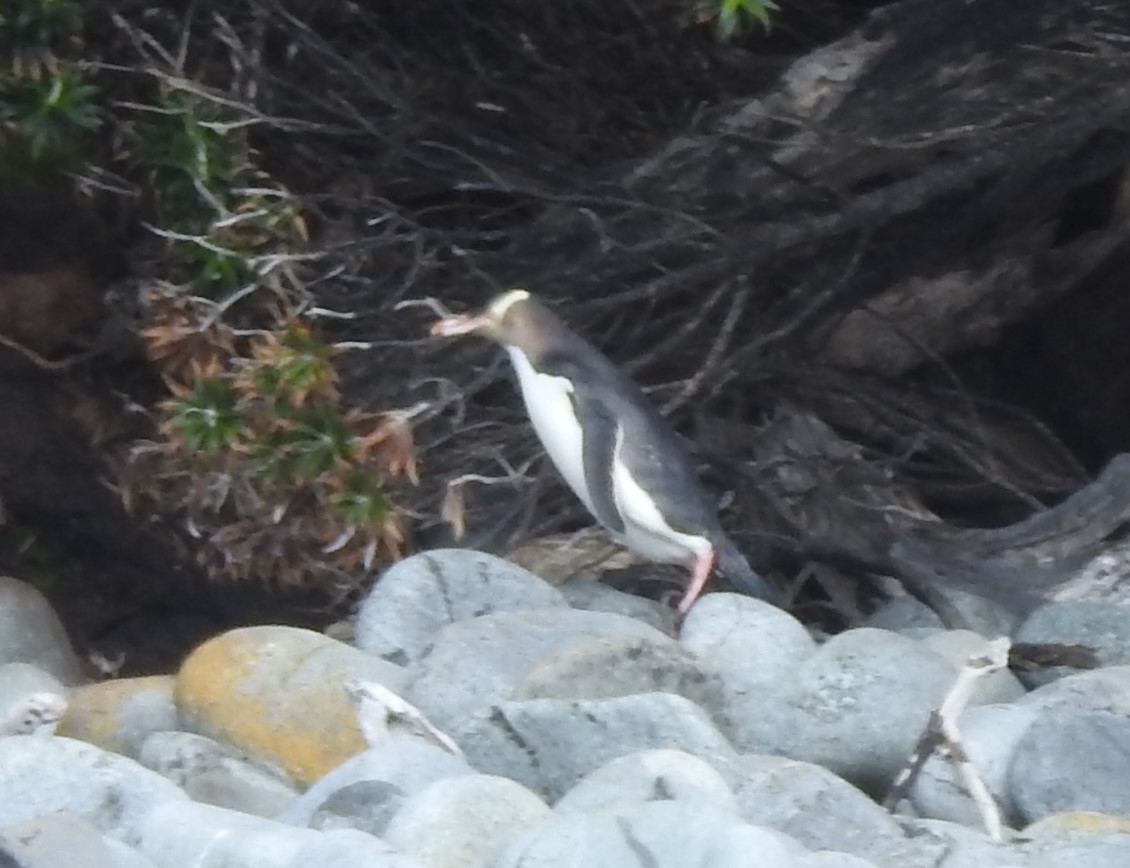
left=430, top=288, right=774, bottom=615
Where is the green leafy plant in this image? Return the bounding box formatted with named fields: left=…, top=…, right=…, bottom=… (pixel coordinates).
left=253, top=405, right=353, bottom=482
left=251, top=323, right=338, bottom=403
left=330, top=472, right=390, bottom=527
left=0, top=65, right=100, bottom=161
left=0, top=0, right=96, bottom=167
left=702, top=0, right=779, bottom=39
left=168, top=377, right=242, bottom=453
left=0, top=1, right=414, bottom=593
left=140, top=93, right=240, bottom=188
left=139, top=305, right=414, bottom=586
left=177, top=241, right=255, bottom=297
left=135, top=91, right=246, bottom=227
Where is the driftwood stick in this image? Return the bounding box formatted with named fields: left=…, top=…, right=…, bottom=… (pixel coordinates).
left=886, top=636, right=1011, bottom=842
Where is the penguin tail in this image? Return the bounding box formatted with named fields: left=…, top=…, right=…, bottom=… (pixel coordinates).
left=714, top=538, right=776, bottom=603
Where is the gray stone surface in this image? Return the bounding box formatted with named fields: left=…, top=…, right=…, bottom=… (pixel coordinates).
left=795, top=854, right=884, bottom=868
left=863, top=590, right=1018, bottom=639
left=1025, top=835, right=1130, bottom=868
left=0, top=736, right=186, bottom=843
left=299, top=782, right=401, bottom=836
left=383, top=774, right=549, bottom=868
left=140, top=731, right=298, bottom=817
left=103, top=838, right=161, bottom=868
left=136, top=800, right=422, bottom=868
left=511, top=634, right=725, bottom=714
left=554, top=749, right=738, bottom=814
left=0, top=577, right=84, bottom=685
left=559, top=580, right=672, bottom=631
left=0, top=814, right=121, bottom=868
left=1019, top=665, right=1130, bottom=716
left=492, top=800, right=801, bottom=868
left=16, top=539, right=1130, bottom=868
left=354, top=549, right=569, bottom=665
left=1015, top=600, right=1130, bottom=686
left=455, top=692, right=741, bottom=802
left=733, top=756, right=914, bottom=867
left=726, top=628, right=956, bottom=792
left=405, top=609, right=669, bottom=731
left=277, top=738, right=475, bottom=833
left=1008, top=708, right=1130, bottom=823
left=899, top=818, right=1022, bottom=868
left=135, top=799, right=306, bottom=866
left=679, top=593, right=816, bottom=696
left=184, top=768, right=297, bottom=818
left=286, top=828, right=426, bottom=868
left=140, top=730, right=263, bottom=781
left=909, top=703, right=1039, bottom=827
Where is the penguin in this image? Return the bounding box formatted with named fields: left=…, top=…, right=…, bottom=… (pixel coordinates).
left=430, top=288, right=774, bottom=614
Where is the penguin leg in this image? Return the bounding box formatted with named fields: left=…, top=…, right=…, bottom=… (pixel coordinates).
left=676, top=549, right=715, bottom=615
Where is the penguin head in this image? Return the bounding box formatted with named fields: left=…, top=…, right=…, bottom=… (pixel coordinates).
left=430, top=288, right=553, bottom=349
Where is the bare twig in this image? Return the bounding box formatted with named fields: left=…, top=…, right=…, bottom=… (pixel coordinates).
left=346, top=679, right=463, bottom=755
left=885, top=637, right=1012, bottom=841
left=0, top=333, right=92, bottom=371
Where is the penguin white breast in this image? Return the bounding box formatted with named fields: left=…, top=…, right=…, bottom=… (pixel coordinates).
left=610, top=427, right=713, bottom=566
left=505, top=345, right=598, bottom=516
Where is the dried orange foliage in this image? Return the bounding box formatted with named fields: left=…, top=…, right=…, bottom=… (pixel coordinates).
left=354, top=412, right=419, bottom=485
left=122, top=285, right=417, bottom=590
left=143, top=293, right=234, bottom=383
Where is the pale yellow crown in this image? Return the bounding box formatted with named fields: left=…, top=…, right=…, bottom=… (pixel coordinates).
left=487, top=288, right=531, bottom=319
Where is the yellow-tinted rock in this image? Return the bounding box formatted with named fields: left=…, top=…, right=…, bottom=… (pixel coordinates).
left=1024, top=811, right=1130, bottom=837
left=175, top=625, right=407, bottom=786
left=56, top=675, right=177, bottom=757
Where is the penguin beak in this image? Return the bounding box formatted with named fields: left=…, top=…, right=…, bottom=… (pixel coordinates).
left=430, top=313, right=495, bottom=337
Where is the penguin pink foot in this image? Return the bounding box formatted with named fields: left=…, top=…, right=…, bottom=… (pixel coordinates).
left=676, top=550, right=716, bottom=616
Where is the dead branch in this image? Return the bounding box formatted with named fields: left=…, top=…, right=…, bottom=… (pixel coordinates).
left=885, top=636, right=1011, bottom=841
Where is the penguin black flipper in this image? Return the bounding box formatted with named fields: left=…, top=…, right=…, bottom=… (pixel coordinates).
left=537, top=349, right=626, bottom=533
left=574, top=393, right=627, bottom=534
left=541, top=345, right=717, bottom=537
